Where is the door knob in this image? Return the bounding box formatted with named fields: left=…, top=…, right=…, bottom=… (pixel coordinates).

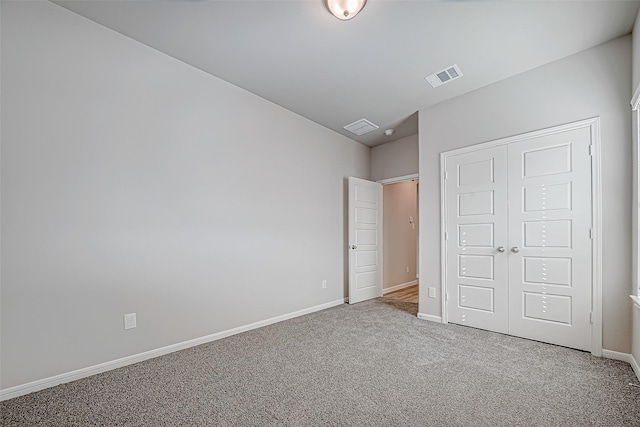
left=351, top=245, right=357, bottom=249
left=496, top=246, right=505, bottom=253
left=511, top=246, right=520, bottom=253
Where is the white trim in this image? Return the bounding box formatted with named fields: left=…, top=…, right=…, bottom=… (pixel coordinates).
left=0, top=298, right=345, bottom=401
left=631, top=295, right=640, bottom=311
left=442, top=118, right=601, bottom=156
left=631, top=353, right=640, bottom=383
left=632, top=108, right=640, bottom=300
left=440, top=117, right=602, bottom=355
left=376, top=173, right=419, bottom=185
left=602, top=349, right=631, bottom=362
left=382, top=280, right=418, bottom=295
left=601, top=349, right=640, bottom=382
left=440, top=153, right=448, bottom=324
left=631, top=84, right=640, bottom=111
left=590, top=118, right=603, bottom=357
left=417, top=313, right=443, bottom=323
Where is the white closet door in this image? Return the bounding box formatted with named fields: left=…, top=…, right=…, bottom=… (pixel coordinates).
left=445, top=147, right=509, bottom=333
left=507, top=127, right=593, bottom=351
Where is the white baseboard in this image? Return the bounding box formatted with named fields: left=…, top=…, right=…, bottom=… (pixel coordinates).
left=602, top=349, right=631, bottom=362
left=0, top=298, right=346, bottom=401
left=383, top=280, right=418, bottom=295
left=602, top=349, right=640, bottom=382
left=631, top=353, right=640, bottom=382
left=417, top=312, right=442, bottom=323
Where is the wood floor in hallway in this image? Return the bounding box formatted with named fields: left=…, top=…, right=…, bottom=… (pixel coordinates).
left=383, top=284, right=418, bottom=303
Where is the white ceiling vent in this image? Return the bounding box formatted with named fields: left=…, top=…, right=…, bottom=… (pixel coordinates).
left=343, top=118, right=379, bottom=136
left=425, top=64, right=463, bottom=88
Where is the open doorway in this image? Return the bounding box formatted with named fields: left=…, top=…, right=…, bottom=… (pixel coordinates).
left=380, top=177, right=419, bottom=305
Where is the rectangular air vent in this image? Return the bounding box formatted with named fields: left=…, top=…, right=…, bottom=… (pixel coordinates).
left=425, top=64, right=463, bottom=88
left=344, top=118, right=379, bottom=136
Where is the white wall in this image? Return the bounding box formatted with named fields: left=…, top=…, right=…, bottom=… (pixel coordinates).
left=0, top=1, right=369, bottom=390
left=382, top=181, right=418, bottom=290
left=419, top=36, right=633, bottom=353
left=370, top=134, right=418, bottom=182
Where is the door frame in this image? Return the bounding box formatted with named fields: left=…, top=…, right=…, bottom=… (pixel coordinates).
left=439, top=117, right=602, bottom=356
left=378, top=173, right=419, bottom=185
left=376, top=173, right=420, bottom=295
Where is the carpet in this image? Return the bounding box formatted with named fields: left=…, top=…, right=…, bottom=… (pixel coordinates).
left=2, top=298, right=639, bottom=426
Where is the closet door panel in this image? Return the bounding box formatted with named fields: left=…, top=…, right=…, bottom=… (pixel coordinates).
left=445, top=147, right=509, bottom=333
left=507, top=127, right=592, bottom=351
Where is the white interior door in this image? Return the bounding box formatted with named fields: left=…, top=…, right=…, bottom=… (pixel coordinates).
left=445, top=147, right=509, bottom=332
left=348, top=177, right=383, bottom=304
left=443, top=123, right=595, bottom=352
left=507, top=127, right=593, bottom=351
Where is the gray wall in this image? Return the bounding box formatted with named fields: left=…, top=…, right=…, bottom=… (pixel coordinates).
left=0, top=1, right=369, bottom=389
left=419, top=36, right=633, bottom=353
left=370, top=134, right=418, bottom=182
left=383, top=181, right=418, bottom=290
left=634, top=8, right=640, bottom=90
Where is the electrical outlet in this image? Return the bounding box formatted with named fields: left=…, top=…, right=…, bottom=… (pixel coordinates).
left=322, top=280, right=327, bottom=289
left=124, top=313, right=137, bottom=330
left=406, top=266, right=410, bottom=273
left=428, top=287, right=436, bottom=298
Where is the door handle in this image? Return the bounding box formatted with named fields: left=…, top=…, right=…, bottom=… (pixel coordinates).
left=496, top=246, right=505, bottom=253
left=351, top=245, right=357, bottom=250
left=511, top=246, right=520, bottom=253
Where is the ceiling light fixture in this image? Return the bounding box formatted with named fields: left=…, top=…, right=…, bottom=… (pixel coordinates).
left=325, top=0, right=367, bottom=21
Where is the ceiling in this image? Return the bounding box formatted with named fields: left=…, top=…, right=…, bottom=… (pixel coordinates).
left=55, top=0, right=640, bottom=147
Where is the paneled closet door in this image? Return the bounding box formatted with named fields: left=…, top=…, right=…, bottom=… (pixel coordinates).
left=445, top=146, right=509, bottom=333
left=507, top=127, right=593, bottom=351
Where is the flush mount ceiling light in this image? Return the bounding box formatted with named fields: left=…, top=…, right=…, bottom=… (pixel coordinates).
left=325, top=0, right=367, bottom=21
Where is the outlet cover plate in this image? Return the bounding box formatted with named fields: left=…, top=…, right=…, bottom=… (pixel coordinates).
left=124, top=313, right=137, bottom=330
